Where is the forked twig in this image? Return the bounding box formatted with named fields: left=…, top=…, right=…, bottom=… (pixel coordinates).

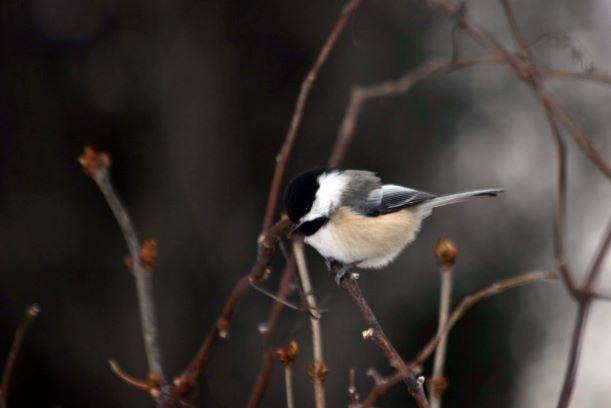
left=79, top=147, right=166, bottom=389
left=360, top=271, right=556, bottom=407
left=293, top=239, right=327, bottom=408
left=331, top=263, right=429, bottom=408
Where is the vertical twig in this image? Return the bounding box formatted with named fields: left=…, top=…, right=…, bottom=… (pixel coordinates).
left=429, top=239, right=457, bottom=407
left=557, top=220, right=611, bottom=408
left=274, top=340, right=299, bottom=408
left=284, top=365, right=295, bottom=408
left=293, top=239, right=326, bottom=408
left=79, top=148, right=165, bottom=386
left=1, top=304, right=40, bottom=408
left=360, top=271, right=557, bottom=407
left=248, top=258, right=296, bottom=407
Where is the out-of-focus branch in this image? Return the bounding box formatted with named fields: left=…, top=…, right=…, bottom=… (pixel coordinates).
left=360, top=271, right=557, bottom=407
left=248, top=258, right=296, bottom=407
left=429, top=239, right=457, bottom=408
left=275, top=341, right=299, bottom=408
left=161, top=3, right=361, bottom=404
left=79, top=147, right=166, bottom=388
left=330, top=263, right=429, bottom=408
left=557, top=220, right=611, bottom=408
left=411, top=271, right=557, bottom=366
left=0, top=304, right=40, bottom=408
left=329, top=55, right=503, bottom=166
left=262, top=0, right=361, bottom=229
left=293, top=239, right=327, bottom=408
left=424, top=0, right=611, bottom=181
left=542, top=67, right=611, bottom=85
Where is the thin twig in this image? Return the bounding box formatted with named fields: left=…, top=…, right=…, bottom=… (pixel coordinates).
left=293, top=239, right=326, bottom=408
left=0, top=304, right=40, bottom=408
left=329, top=55, right=503, bottom=166
left=262, top=0, right=361, bottom=229
left=361, top=271, right=557, bottom=407
left=428, top=271, right=451, bottom=407
left=79, top=148, right=165, bottom=386
left=248, top=258, right=296, bottom=407
left=161, top=3, right=361, bottom=403
left=411, top=271, right=557, bottom=367
left=348, top=368, right=360, bottom=407
left=331, top=264, right=429, bottom=408
left=424, top=0, right=611, bottom=181
left=557, top=220, right=611, bottom=408
left=284, top=365, right=295, bottom=408
left=543, top=67, right=611, bottom=86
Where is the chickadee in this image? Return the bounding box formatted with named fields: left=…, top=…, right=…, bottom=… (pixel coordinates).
left=284, top=168, right=503, bottom=283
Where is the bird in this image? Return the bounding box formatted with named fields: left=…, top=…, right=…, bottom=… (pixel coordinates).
left=283, top=168, right=503, bottom=284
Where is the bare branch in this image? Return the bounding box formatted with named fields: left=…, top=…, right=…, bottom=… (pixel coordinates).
left=262, top=0, right=361, bottom=229
left=79, top=147, right=165, bottom=385
left=411, top=271, right=557, bottom=367
left=0, top=304, right=40, bottom=408
left=293, top=239, right=326, bottom=408
left=429, top=239, right=456, bottom=407
left=330, top=263, right=429, bottom=408
left=543, top=67, right=611, bottom=86
left=361, top=271, right=556, bottom=407
left=274, top=341, right=299, bottom=408
left=424, top=0, right=611, bottom=180
left=329, top=55, right=503, bottom=166
left=248, top=259, right=296, bottom=407
left=558, top=219, right=611, bottom=408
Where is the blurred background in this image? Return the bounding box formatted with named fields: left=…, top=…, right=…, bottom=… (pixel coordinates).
left=1, top=0, right=611, bottom=406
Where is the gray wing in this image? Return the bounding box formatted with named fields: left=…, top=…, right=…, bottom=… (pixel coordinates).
left=363, top=184, right=437, bottom=216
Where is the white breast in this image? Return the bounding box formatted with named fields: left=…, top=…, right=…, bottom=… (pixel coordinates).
left=304, top=207, right=425, bottom=269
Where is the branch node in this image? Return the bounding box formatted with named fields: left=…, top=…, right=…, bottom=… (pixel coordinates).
left=275, top=340, right=299, bottom=367
left=307, top=362, right=329, bottom=384
left=362, top=328, right=375, bottom=339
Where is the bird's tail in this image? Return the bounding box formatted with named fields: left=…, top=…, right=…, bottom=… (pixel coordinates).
left=418, top=189, right=504, bottom=211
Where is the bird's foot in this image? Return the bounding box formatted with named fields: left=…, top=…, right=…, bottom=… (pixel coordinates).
left=324, top=258, right=360, bottom=285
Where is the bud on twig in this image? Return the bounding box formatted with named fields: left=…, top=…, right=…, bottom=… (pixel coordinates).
left=125, top=239, right=159, bottom=270
left=434, top=238, right=457, bottom=270
left=275, top=340, right=299, bottom=367
left=78, top=146, right=111, bottom=177
left=308, top=361, right=329, bottom=384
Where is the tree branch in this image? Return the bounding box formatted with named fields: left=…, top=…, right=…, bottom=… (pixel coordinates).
left=262, top=0, right=361, bottom=229
left=361, top=271, right=557, bottom=407
left=429, top=239, right=457, bottom=408
left=293, top=239, right=327, bottom=408
left=79, top=147, right=166, bottom=387
left=0, top=304, right=40, bottom=408
left=331, top=263, right=429, bottom=408
left=557, top=219, right=611, bottom=408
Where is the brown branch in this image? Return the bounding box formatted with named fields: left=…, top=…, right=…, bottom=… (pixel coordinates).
left=361, top=271, right=557, bottom=407
left=557, top=219, right=611, bottom=408
left=79, top=147, right=166, bottom=386
left=294, top=239, right=326, bottom=408
left=429, top=239, right=457, bottom=408
left=262, top=0, right=361, bottom=229
left=331, top=264, right=429, bottom=408
left=0, top=304, right=39, bottom=408
left=109, top=360, right=161, bottom=398
left=247, top=258, right=296, bottom=407
left=159, top=2, right=362, bottom=405
left=543, top=67, right=611, bottom=86
left=329, top=55, right=503, bottom=167
left=424, top=0, right=611, bottom=181
left=412, top=271, right=557, bottom=366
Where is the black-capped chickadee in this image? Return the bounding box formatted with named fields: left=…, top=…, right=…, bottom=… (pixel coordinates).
left=284, top=168, right=503, bottom=283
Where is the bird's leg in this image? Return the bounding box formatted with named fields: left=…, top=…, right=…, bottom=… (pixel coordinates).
left=325, top=258, right=359, bottom=286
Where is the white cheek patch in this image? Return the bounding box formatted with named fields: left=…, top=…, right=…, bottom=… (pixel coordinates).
left=308, top=171, right=348, bottom=217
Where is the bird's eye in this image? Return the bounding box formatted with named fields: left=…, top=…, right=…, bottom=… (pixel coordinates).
left=296, top=217, right=328, bottom=236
